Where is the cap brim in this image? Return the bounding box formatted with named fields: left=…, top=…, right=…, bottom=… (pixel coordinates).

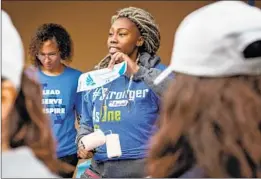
left=154, top=66, right=173, bottom=85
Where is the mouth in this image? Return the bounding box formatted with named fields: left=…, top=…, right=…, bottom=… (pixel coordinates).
left=45, top=63, right=52, bottom=68
left=109, top=47, right=121, bottom=54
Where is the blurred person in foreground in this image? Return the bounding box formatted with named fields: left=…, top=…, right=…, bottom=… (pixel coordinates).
left=147, top=1, right=261, bottom=178
left=1, top=10, right=73, bottom=178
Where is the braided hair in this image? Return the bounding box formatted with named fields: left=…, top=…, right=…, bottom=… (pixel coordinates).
left=96, top=7, right=160, bottom=69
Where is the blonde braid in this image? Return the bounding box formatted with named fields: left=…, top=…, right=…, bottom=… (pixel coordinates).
left=96, top=7, right=160, bottom=69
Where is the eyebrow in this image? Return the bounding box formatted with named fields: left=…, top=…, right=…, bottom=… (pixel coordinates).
left=110, top=27, right=130, bottom=31
left=39, top=51, right=58, bottom=55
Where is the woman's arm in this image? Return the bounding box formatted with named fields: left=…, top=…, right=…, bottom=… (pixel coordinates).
left=76, top=91, right=94, bottom=144
left=133, top=66, right=173, bottom=97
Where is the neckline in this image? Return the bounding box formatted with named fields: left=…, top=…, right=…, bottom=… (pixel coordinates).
left=39, top=65, right=68, bottom=79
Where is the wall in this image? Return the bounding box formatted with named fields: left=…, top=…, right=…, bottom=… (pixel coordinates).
left=2, top=1, right=260, bottom=72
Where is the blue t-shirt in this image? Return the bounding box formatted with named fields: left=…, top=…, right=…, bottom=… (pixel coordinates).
left=81, top=63, right=166, bottom=162
left=38, top=66, right=82, bottom=158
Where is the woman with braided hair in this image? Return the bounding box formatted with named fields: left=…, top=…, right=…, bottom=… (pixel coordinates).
left=147, top=1, right=261, bottom=178
left=76, top=7, right=172, bottom=178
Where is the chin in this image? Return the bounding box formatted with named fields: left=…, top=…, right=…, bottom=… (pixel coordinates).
left=109, top=49, right=122, bottom=55
left=44, top=66, right=54, bottom=70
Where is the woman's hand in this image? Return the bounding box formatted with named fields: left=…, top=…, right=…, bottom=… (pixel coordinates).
left=108, top=52, right=140, bottom=76
left=77, top=147, right=94, bottom=159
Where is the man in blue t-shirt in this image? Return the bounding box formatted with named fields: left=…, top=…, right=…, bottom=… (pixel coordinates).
left=28, top=23, right=82, bottom=178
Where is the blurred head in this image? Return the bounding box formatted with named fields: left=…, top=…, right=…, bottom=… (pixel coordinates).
left=2, top=11, right=73, bottom=175
left=148, top=75, right=261, bottom=178
left=29, top=23, right=73, bottom=71
left=2, top=10, right=24, bottom=139
left=3, top=72, right=54, bottom=171
left=149, top=1, right=261, bottom=178
left=98, top=7, right=160, bottom=69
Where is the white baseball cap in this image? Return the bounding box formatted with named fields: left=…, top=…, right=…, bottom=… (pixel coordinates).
left=154, top=1, right=261, bottom=85
left=2, top=10, right=24, bottom=89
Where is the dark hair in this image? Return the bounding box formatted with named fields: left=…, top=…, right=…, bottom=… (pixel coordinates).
left=29, top=23, right=73, bottom=67
left=3, top=72, right=73, bottom=175
left=147, top=74, right=261, bottom=178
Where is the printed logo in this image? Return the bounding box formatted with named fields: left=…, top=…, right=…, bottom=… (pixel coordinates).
left=118, top=62, right=127, bottom=75
left=86, top=74, right=96, bottom=86
left=108, top=100, right=129, bottom=107
left=41, top=83, right=66, bottom=125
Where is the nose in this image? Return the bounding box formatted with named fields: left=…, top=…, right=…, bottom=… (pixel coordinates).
left=109, top=34, right=118, bottom=44
left=44, top=55, right=50, bottom=59
left=42, top=55, right=52, bottom=63
left=43, top=56, right=52, bottom=63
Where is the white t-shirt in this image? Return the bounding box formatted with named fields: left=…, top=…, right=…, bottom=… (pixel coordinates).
left=1, top=147, right=58, bottom=178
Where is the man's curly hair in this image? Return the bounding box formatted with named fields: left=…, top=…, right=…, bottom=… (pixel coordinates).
left=29, top=23, right=73, bottom=67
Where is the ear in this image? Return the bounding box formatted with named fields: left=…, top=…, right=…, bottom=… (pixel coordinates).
left=136, top=36, right=145, bottom=47
left=2, top=80, right=17, bottom=123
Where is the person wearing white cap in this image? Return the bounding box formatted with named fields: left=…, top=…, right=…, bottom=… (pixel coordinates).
left=147, top=1, right=261, bottom=178
left=1, top=10, right=73, bottom=178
